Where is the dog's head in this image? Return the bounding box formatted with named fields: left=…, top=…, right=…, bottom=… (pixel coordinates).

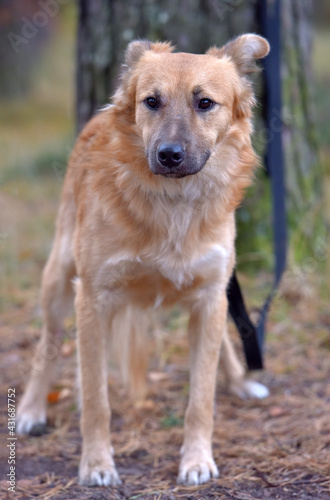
left=113, top=35, right=269, bottom=180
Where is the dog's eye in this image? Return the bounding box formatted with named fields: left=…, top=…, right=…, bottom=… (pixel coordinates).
left=145, top=97, right=159, bottom=110
left=198, top=98, right=213, bottom=110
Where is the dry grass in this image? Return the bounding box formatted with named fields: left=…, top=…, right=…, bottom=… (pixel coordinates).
left=0, top=4, right=75, bottom=177
left=0, top=173, right=329, bottom=498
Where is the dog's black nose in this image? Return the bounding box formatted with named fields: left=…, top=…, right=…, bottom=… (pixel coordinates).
left=157, top=143, right=185, bottom=168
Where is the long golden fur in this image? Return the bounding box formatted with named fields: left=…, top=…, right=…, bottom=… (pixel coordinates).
left=17, top=34, right=270, bottom=487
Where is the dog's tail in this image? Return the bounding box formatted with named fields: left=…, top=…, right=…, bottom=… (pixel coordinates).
left=110, top=305, right=150, bottom=402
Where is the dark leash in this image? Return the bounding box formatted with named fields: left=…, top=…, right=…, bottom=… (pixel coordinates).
left=227, top=0, right=287, bottom=371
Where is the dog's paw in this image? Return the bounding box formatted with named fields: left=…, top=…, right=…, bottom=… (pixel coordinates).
left=79, top=453, right=121, bottom=487
left=228, top=378, right=269, bottom=400
left=177, top=446, right=219, bottom=485
left=16, top=405, right=47, bottom=436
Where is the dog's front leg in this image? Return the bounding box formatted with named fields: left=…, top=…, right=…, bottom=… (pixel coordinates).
left=75, top=281, right=121, bottom=487
left=178, top=291, right=227, bottom=486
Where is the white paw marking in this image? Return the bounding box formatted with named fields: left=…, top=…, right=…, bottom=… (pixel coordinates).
left=243, top=379, right=269, bottom=399
left=177, top=451, right=219, bottom=485
left=87, top=467, right=121, bottom=487
left=79, top=456, right=121, bottom=487
left=229, top=378, right=269, bottom=400
left=16, top=409, right=46, bottom=435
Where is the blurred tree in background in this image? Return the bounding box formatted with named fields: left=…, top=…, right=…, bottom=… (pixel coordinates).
left=77, top=0, right=324, bottom=269
left=281, top=1, right=323, bottom=261
left=76, top=0, right=260, bottom=131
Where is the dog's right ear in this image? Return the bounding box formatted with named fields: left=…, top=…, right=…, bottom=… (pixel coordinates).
left=113, top=40, right=174, bottom=121
left=124, top=40, right=174, bottom=68
left=125, top=40, right=152, bottom=68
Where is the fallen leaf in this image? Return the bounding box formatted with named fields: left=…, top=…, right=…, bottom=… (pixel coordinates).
left=47, top=390, right=61, bottom=404
left=269, top=406, right=287, bottom=417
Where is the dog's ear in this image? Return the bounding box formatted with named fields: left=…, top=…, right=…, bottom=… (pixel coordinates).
left=113, top=40, right=174, bottom=121
left=125, top=40, right=174, bottom=68
left=207, top=34, right=269, bottom=119
left=207, top=34, right=270, bottom=75
left=125, top=40, right=152, bottom=67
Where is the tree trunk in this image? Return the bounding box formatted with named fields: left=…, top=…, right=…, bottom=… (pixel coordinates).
left=76, top=0, right=322, bottom=265
left=76, top=0, right=113, bottom=132
left=0, top=0, right=52, bottom=98
left=76, top=0, right=258, bottom=131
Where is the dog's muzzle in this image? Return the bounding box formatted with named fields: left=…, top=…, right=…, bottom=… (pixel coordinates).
left=157, top=143, right=185, bottom=170
left=148, top=141, right=210, bottom=178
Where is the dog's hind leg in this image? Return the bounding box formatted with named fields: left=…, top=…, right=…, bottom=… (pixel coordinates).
left=220, top=328, right=269, bottom=399
left=17, top=198, right=76, bottom=435
left=111, top=305, right=150, bottom=402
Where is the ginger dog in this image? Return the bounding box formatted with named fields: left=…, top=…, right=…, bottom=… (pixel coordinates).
left=17, top=34, right=270, bottom=486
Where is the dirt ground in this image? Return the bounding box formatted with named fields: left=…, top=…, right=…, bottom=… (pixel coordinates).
left=0, top=264, right=330, bottom=500
left=0, top=176, right=329, bottom=500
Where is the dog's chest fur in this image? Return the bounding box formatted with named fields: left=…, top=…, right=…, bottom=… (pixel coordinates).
left=93, top=197, right=233, bottom=310
left=95, top=244, right=229, bottom=311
